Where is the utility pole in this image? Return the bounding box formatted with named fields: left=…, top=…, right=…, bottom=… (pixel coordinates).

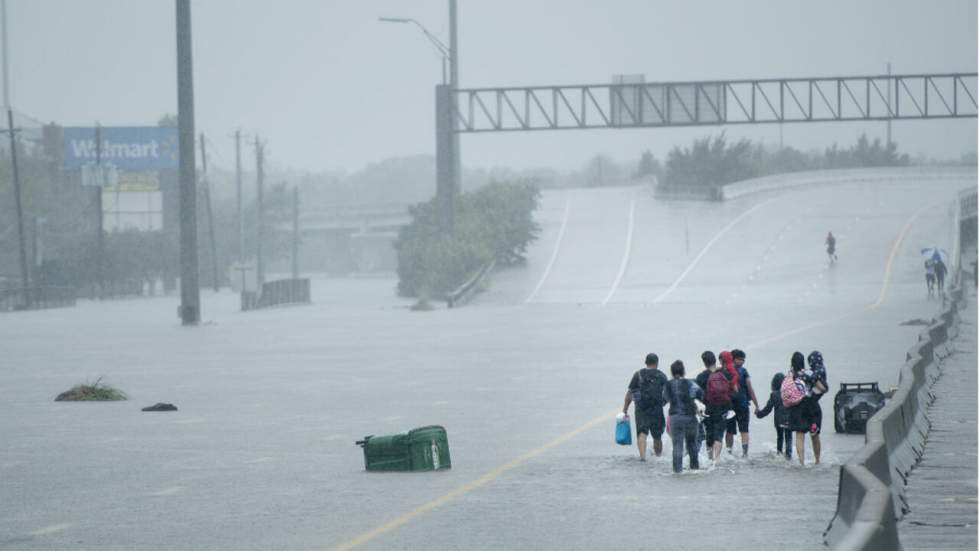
left=291, top=186, right=299, bottom=280
left=176, top=0, right=200, bottom=325
left=254, top=137, right=265, bottom=286
left=234, top=129, right=244, bottom=262
left=6, top=108, right=29, bottom=307
left=94, top=123, right=105, bottom=300
left=199, top=133, right=219, bottom=292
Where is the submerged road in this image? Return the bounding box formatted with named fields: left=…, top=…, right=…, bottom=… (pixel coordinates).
left=0, top=169, right=973, bottom=550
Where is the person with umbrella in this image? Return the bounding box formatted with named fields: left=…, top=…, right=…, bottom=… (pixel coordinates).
left=921, top=248, right=949, bottom=296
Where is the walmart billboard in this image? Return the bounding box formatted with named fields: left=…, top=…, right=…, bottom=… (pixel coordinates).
left=63, top=126, right=178, bottom=170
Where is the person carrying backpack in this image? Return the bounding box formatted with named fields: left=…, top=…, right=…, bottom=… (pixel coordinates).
left=797, top=350, right=829, bottom=465
left=755, top=372, right=793, bottom=460
left=700, top=350, right=735, bottom=462
left=725, top=349, right=760, bottom=457
left=622, top=353, right=668, bottom=461
left=785, top=352, right=825, bottom=465
left=661, top=360, right=704, bottom=473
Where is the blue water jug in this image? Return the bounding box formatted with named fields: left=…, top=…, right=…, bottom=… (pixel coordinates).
left=615, top=415, right=632, bottom=446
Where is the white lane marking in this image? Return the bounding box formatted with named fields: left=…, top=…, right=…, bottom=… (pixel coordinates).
left=148, top=486, right=185, bottom=496
left=30, top=523, right=72, bottom=536
left=524, top=198, right=571, bottom=304
left=652, top=200, right=771, bottom=304
left=601, top=199, right=636, bottom=306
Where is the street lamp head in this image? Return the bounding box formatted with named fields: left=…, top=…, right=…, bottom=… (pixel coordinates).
left=378, top=17, right=411, bottom=24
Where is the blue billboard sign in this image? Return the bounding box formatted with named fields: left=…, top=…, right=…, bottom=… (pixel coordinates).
left=63, top=126, right=178, bottom=170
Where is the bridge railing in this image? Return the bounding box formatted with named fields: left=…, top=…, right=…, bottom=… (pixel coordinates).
left=242, top=278, right=311, bottom=311
left=447, top=259, right=496, bottom=308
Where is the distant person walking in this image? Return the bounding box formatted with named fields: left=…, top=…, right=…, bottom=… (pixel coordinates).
left=725, top=349, right=760, bottom=457
left=661, top=360, right=703, bottom=473
left=756, top=372, right=793, bottom=460
left=622, top=353, right=668, bottom=461
left=925, top=260, right=937, bottom=297
left=934, top=257, right=948, bottom=293
left=826, top=232, right=838, bottom=263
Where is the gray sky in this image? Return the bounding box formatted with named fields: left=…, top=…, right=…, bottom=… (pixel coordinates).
left=10, top=0, right=978, bottom=172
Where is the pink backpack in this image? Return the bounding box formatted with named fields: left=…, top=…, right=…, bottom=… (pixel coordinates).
left=780, top=372, right=805, bottom=407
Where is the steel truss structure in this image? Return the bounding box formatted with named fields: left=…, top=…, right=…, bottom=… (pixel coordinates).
left=453, top=73, right=978, bottom=133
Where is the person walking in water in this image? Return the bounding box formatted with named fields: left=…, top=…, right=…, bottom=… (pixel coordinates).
left=934, top=256, right=948, bottom=293
left=788, top=352, right=827, bottom=465
left=661, top=360, right=703, bottom=473
left=925, top=259, right=937, bottom=297
left=622, top=353, right=668, bottom=461
left=725, top=349, right=760, bottom=457
left=701, top=351, right=735, bottom=463
left=825, top=232, right=838, bottom=263
left=756, top=372, right=793, bottom=460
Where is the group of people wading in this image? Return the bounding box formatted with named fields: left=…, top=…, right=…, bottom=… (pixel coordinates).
left=622, top=350, right=828, bottom=473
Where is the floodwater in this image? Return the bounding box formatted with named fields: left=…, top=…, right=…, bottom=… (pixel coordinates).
left=0, top=170, right=972, bottom=550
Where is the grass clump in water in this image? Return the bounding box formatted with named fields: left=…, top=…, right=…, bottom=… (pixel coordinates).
left=55, top=377, right=128, bottom=402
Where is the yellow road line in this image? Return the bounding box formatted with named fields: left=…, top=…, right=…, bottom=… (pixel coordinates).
left=330, top=199, right=939, bottom=551
left=330, top=414, right=609, bottom=551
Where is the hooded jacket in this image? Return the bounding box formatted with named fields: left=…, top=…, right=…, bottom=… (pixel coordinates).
left=719, top=350, right=740, bottom=392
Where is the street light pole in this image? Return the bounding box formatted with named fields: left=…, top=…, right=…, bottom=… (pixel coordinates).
left=448, top=0, right=460, bottom=228
left=378, top=3, right=460, bottom=233
left=1, top=0, right=10, bottom=110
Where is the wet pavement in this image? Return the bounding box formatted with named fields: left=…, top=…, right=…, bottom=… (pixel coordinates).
left=898, top=282, right=978, bottom=550
left=0, top=170, right=974, bottom=550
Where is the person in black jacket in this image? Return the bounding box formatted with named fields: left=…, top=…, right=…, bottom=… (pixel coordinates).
left=755, top=372, right=793, bottom=459
left=662, top=360, right=704, bottom=473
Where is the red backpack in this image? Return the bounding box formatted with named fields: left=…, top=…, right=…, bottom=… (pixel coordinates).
left=781, top=372, right=805, bottom=407
left=705, top=370, right=732, bottom=406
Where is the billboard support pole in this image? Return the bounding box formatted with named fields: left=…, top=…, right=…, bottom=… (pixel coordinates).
left=94, top=123, right=105, bottom=300
left=7, top=109, right=29, bottom=307
left=176, top=0, right=200, bottom=324
left=199, top=133, right=219, bottom=292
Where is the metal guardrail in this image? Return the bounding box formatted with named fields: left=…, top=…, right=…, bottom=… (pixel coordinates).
left=825, top=193, right=969, bottom=550
left=0, top=286, right=77, bottom=312
left=447, top=259, right=496, bottom=308
left=241, top=278, right=311, bottom=311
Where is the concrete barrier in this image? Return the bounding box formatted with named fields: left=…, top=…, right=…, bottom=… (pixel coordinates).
left=825, top=190, right=971, bottom=550
left=721, top=166, right=976, bottom=201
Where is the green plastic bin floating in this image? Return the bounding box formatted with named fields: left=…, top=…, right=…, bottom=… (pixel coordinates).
left=355, top=425, right=451, bottom=472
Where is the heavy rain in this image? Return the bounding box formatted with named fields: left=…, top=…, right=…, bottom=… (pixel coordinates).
left=0, top=2, right=977, bottom=550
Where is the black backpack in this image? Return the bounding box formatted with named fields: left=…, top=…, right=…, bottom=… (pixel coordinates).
left=635, top=369, right=665, bottom=410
